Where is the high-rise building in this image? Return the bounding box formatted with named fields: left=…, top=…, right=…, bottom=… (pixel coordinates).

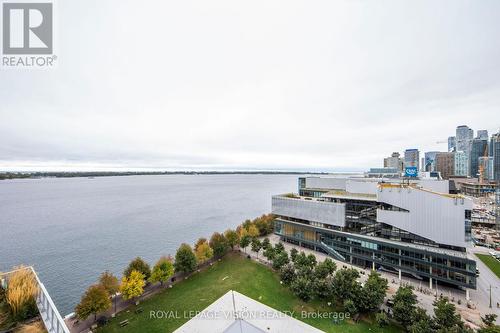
left=470, top=139, right=488, bottom=178
left=477, top=130, right=488, bottom=140
left=454, top=151, right=468, bottom=177
left=478, top=157, right=494, bottom=181
left=456, top=125, right=474, bottom=152
left=448, top=136, right=456, bottom=152
left=435, top=152, right=455, bottom=179
left=404, top=149, right=419, bottom=171
left=493, top=133, right=500, bottom=181
left=424, top=151, right=439, bottom=172
left=456, top=126, right=473, bottom=176
left=383, top=152, right=404, bottom=172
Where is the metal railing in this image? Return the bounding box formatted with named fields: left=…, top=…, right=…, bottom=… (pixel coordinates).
left=0, top=267, right=70, bottom=333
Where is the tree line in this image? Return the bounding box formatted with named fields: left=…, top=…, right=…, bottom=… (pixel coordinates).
left=74, top=214, right=274, bottom=322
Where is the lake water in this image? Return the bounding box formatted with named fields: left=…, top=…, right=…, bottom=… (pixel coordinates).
left=0, top=174, right=299, bottom=315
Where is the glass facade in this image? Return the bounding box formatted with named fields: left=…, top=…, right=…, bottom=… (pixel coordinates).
left=274, top=219, right=476, bottom=289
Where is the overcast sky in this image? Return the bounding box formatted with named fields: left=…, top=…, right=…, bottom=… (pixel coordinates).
left=1, top=0, right=500, bottom=172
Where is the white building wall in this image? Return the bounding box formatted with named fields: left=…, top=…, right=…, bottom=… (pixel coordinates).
left=377, top=187, right=472, bottom=248
left=416, top=179, right=449, bottom=194
left=272, top=196, right=346, bottom=227
left=305, top=177, right=346, bottom=190
left=346, top=179, right=379, bottom=195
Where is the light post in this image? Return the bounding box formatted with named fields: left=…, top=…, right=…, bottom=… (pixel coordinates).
left=488, top=284, right=497, bottom=308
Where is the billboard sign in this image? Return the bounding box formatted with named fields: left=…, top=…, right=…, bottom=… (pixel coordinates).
left=405, top=166, right=418, bottom=177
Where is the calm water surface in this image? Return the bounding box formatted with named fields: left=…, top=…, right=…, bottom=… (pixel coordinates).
left=0, top=174, right=299, bottom=314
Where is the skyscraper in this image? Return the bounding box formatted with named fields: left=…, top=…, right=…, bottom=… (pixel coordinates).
left=493, top=133, right=500, bottom=181
left=404, top=149, right=419, bottom=171
left=470, top=139, right=488, bottom=178
left=448, top=136, right=456, bottom=152
left=424, top=151, right=439, bottom=172
left=456, top=125, right=474, bottom=152
left=435, top=152, right=455, bottom=179
left=456, top=125, right=474, bottom=176
left=477, top=130, right=488, bottom=140
left=383, top=152, right=403, bottom=171
left=454, top=151, right=468, bottom=177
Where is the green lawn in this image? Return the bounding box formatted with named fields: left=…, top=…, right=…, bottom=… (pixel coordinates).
left=98, top=253, right=400, bottom=333
left=476, top=253, right=500, bottom=279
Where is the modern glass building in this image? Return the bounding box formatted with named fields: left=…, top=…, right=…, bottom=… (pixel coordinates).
left=470, top=139, right=488, bottom=178
left=404, top=149, right=420, bottom=171
left=273, top=177, right=476, bottom=291
left=454, top=151, right=468, bottom=177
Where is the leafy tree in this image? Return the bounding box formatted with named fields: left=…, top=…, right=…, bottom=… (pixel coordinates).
left=313, top=276, right=332, bottom=300
left=99, top=271, right=119, bottom=295
left=375, top=312, right=389, bottom=328
left=279, top=264, right=296, bottom=285
left=291, top=276, right=314, bottom=302
left=482, top=314, right=498, bottom=327
left=251, top=238, right=262, bottom=258
left=263, top=246, right=276, bottom=262
left=307, top=254, right=317, bottom=267
left=392, top=285, right=417, bottom=328
left=209, top=232, right=228, bottom=258
left=274, top=242, right=285, bottom=254
left=75, top=284, right=111, bottom=321
left=194, top=238, right=207, bottom=252
left=358, top=271, right=388, bottom=313
left=409, top=307, right=433, bottom=333
left=343, top=299, right=358, bottom=316
left=242, top=219, right=253, bottom=230
left=262, top=238, right=271, bottom=250
left=432, top=296, right=463, bottom=331
left=247, top=224, right=260, bottom=238
left=174, top=243, right=197, bottom=273
left=239, top=235, right=251, bottom=253
left=120, top=270, right=145, bottom=301
left=254, top=214, right=275, bottom=236
left=150, top=256, right=174, bottom=285
left=224, top=229, right=239, bottom=250
left=294, top=252, right=315, bottom=275
left=123, top=257, right=151, bottom=281
left=314, top=258, right=336, bottom=280
left=272, top=251, right=289, bottom=270
left=331, top=268, right=361, bottom=303
left=290, top=248, right=298, bottom=262
left=194, top=240, right=214, bottom=263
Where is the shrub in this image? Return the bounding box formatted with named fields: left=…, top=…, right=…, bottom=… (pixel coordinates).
left=375, top=312, right=389, bottom=327
left=6, top=267, right=38, bottom=321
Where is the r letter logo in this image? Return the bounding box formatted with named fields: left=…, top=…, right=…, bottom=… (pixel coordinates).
left=3, top=3, right=52, bottom=54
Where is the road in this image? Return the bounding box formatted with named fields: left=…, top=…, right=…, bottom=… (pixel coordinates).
left=469, top=246, right=500, bottom=319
